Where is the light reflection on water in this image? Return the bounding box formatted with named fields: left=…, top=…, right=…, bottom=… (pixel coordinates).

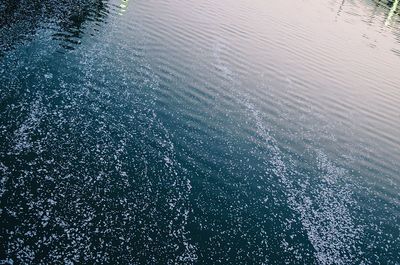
left=0, top=0, right=399, bottom=264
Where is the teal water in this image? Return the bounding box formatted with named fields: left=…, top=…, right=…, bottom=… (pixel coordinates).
left=0, top=0, right=399, bottom=264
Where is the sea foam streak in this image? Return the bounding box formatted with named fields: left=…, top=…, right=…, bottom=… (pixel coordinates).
left=213, top=38, right=364, bottom=264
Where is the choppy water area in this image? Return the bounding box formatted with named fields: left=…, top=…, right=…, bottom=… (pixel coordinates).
left=0, top=0, right=399, bottom=264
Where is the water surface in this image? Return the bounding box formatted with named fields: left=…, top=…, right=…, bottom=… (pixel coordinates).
left=0, top=0, right=399, bottom=264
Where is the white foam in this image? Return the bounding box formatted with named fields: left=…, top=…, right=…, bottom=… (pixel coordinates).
left=211, top=37, right=368, bottom=263
left=242, top=95, right=364, bottom=264
left=0, top=162, right=9, bottom=198
left=13, top=97, right=43, bottom=154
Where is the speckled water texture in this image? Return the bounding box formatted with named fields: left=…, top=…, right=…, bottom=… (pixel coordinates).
left=0, top=0, right=399, bottom=264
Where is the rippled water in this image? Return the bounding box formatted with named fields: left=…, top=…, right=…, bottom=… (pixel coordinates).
left=1, top=0, right=399, bottom=264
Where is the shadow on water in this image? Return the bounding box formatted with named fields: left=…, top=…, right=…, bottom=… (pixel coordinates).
left=0, top=0, right=109, bottom=57
left=369, top=0, right=400, bottom=54
left=369, top=0, right=400, bottom=25
left=337, top=0, right=400, bottom=57
left=338, top=0, right=400, bottom=25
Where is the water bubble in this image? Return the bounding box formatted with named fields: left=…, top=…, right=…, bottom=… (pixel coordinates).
left=44, top=73, right=53, bottom=79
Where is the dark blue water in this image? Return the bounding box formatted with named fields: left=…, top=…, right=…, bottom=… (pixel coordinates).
left=1, top=0, right=399, bottom=264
